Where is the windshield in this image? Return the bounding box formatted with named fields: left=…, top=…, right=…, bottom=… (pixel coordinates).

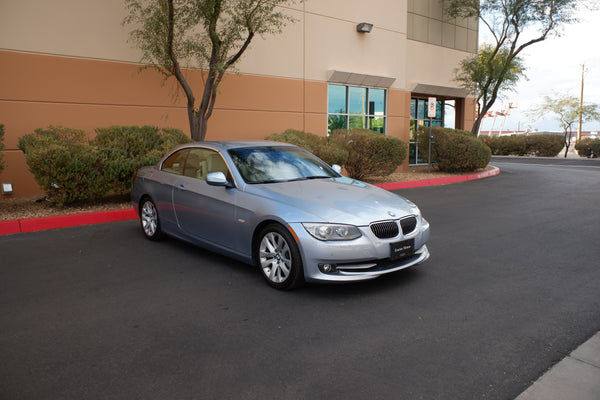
left=228, top=146, right=340, bottom=184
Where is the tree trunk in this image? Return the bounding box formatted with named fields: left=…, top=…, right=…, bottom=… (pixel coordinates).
left=563, top=131, right=571, bottom=158
left=471, top=115, right=483, bottom=136
left=187, top=106, right=203, bottom=142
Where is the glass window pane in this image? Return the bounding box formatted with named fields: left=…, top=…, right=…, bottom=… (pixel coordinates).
left=368, top=89, right=386, bottom=115
left=349, top=115, right=366, bottom=129
left=409, top=142, right=417, bottom=164
left=436, top=100, right=443, bottom=120
left=410, top=120, right=417, bottom=140
left=444, top=100, right=456, bottom=128
left=328, top=114, right=347, bottom=134
left=410, top=98, right=417, bottom=119
left=369, top=117, right=385, bottom=133
left=328, top=84, right=347, bottom=113
left=161, top=149, right=189, bottom=175
left=417, top=99, right=427, bottom=119
left=348, top=87, right=367, bottom=115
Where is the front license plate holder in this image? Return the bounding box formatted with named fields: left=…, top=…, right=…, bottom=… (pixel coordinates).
left=390, top=238, right=414, bottom=261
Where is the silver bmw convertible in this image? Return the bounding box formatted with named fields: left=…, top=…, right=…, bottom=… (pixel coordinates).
left=131, top=141, right=430, bottom=289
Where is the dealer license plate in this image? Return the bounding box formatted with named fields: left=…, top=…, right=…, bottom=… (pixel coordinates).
left=390, top=239, right=414, bottom=261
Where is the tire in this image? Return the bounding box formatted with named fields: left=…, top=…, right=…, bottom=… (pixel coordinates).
left=256, top=224, right=304, bottom=290
left=139, top=198, right=165, bottom=241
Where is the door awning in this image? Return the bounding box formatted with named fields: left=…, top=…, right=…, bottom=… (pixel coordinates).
left=410, top=83, right=470, bottom=98
left=328, top=70, right=396, bottom=88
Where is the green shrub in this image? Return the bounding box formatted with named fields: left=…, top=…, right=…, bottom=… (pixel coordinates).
left=575, top=138, right=600, bottom=158
left=19, top=125, right=191, bottom=205
left=485, top=135, right=527, bottom=156
left=92, top=126, right=191, bottom=195
left=266, top=128, right=407, bottom=180
left=418, top=126, right=491, bottom=172
left=0, top=124, right=5, bottom=174
left=485, top=134, right=564, bottom=157
left=575, top=138, right=593, bottom=157
left=525, top=134, right=564, bottom=157
left=266, top=129, right=322, bottom=153
left=591, top=139, right=600, bottom=158
left=18, top=126, right=109, bottom=205
left=266, top=129, right=349, bottom=167
left=331, top=128, right=408, bottom=180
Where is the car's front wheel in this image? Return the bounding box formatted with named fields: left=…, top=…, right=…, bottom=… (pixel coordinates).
left=140, top=198, right=165, bottom=241
left=256, top=224, right=304, bottom=290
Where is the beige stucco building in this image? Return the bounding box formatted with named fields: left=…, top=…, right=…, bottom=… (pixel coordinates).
left=0, top=0, right=477, bottom=197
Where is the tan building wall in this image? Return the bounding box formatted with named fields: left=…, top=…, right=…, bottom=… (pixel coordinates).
left=0, top=0, right=477, bottom=198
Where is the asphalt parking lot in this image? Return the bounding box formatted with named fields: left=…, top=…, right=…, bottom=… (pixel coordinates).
left=1, top=157, right=599, bottom=399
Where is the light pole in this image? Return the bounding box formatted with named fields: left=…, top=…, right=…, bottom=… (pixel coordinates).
left=577, top=64, right=585, bottom=142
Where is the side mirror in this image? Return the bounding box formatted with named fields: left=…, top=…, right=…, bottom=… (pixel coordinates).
left=206, top=172, right=234, bottom=188
left=332, top=164, right=343, bottom=175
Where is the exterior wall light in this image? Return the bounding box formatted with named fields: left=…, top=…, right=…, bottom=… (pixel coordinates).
left=356, top=23, right=373, bottom=33
left=2, top=182, right=14, bottom=195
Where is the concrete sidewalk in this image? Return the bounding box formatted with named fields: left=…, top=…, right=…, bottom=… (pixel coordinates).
left=515, top=332, right=600, bottom=400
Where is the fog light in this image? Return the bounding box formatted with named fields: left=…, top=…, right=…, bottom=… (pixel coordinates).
left=319, top=263, right=337, bottom=274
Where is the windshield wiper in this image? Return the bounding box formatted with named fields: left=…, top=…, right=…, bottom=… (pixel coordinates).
left=250, top=176, right=330, bottom=184
left=249, top=179, right=286, bottom=184
left=286, top=175, right=330, bottom=182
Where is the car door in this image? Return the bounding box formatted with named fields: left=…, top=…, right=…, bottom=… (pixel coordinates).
left=172, top=148, right=239, bottom=250
left=151, top=148, right=190, bottom=228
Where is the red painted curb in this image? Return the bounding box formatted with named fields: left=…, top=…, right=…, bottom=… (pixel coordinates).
left=0, top=220, right=21, bottom=236
left=0, top=166, right=499, bottom=236
left=1, top=209, right=138, bottom=236
left=374, top=166, right=500, bottom=191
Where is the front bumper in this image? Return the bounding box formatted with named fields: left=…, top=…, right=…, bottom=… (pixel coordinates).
left=289, top=218, right=430, bottom=283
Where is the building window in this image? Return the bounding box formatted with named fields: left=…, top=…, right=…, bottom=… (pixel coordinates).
left=327, top=84, right=387, bottom=134
left=409, top=97, right=448, bottom=165
left=407, top=0, right=478, bottom=53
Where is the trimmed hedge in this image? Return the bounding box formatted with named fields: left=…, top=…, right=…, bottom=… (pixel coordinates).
left=267, top=128, right=408, bottom=180
left=525, top=135, right=564, bottom=157
left=331, top=129, right=407, bottom=180
left=418, top=126, right=491, bottom=172
left=483, top=134, right=564, bottom=157
left=19, top=125, right=190, bottom=205
left=265, top=129, right=348, bottom=167
left=18, top=126, right=108, bottom=205
left=575, top=138, right=600, bottom=158
left=92, top=126, right=191, bottom=195
left=0, top=124, right=5, bottom=174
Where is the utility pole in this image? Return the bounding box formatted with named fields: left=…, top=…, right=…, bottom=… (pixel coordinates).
left=577, top=64, right=585, bottom=142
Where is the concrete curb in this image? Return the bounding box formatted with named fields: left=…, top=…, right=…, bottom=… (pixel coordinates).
left=0, top=166, right=500, bottom=236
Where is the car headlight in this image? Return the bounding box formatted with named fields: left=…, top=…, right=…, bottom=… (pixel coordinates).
left=302, top=223, right=362, bottom=241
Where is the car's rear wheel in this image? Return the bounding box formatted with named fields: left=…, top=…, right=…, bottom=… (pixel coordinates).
left=256, top=224, right=304, bottom=290
left=140, top=198, right=165, bottom=241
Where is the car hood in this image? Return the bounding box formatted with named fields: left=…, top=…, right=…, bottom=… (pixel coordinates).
left=246, top=177, right=417, bottom=225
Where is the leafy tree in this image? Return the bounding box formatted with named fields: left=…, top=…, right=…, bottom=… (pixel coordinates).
left=446, top=0, right=584, bottom=136
left=124, top=0, right=298, bottom=141
left=530, top=93, right=600, bottom=157
left=454, top=44, right=526, bottom=126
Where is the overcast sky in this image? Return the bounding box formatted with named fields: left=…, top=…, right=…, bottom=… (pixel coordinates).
left=477, top=5, right=600, bottom=134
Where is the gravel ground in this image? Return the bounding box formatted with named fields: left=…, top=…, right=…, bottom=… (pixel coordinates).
left=0, top=166, right=474, bottom=221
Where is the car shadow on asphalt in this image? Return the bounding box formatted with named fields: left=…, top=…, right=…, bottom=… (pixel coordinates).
left=142, top=232, right=425, bottom=296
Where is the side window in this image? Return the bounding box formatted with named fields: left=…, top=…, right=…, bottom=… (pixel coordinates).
left=161, top=149, right=189, bottom=175
left=182, top=148, right=231, bottom=181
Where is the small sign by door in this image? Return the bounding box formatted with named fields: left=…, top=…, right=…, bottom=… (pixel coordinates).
left=428, top=97, right=437, bottom=118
